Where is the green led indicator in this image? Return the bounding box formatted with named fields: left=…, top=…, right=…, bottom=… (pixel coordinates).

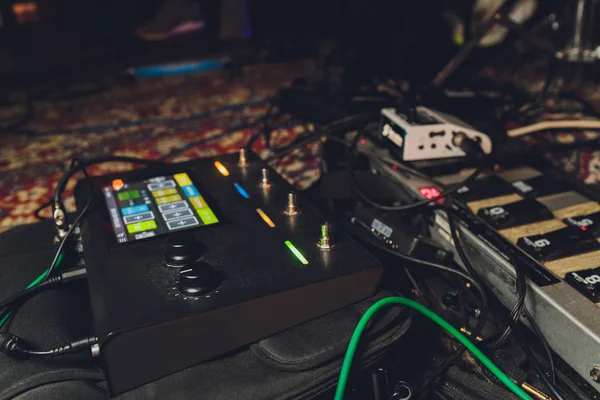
left=285, top=240, right=309, bottom=265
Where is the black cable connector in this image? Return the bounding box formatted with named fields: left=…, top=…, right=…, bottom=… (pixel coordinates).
left=0, top=333, right=19, bottom=355
left=58, top=267, right=87, bottom=283
left=0, top=333, right=98, bottom=357
left=451, top=132, right=485, bottom=157
left=0, top=268, right=87, bottom=314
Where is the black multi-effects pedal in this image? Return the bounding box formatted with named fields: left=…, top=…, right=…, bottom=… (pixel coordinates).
left=74, top=152, right=383, bottom=395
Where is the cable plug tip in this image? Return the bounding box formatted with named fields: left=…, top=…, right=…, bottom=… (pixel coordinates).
left=452, top=131, right=484, bottom=156
left=0, top=333, right=19, bottom=355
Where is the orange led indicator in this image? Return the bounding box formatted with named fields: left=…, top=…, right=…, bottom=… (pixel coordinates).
left=112, top=179, right=125, bottom=191
left=256, top=208, right=275, bottom=228
left=214, top=161, right=230, bottom=177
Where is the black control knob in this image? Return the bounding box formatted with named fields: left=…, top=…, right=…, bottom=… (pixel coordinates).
left=165, top=233, right=201, bottom=267
left=178, top=262, right=220, bottom=296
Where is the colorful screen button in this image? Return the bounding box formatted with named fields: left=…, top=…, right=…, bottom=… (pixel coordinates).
left=148, top=180, right=176, bottom=191
left=162, top=209, right=194, bottom=221
left=167, top=217, right=199, bottom=230
left=197, top=208, right=219, bottom=225
left=152, top=188, right=177, bottom=198
left=134, top=231, right=156, bottom=240
left=189, top=196, right=207, bottom=210
left=126, top=219, right=157, bottom=234
left=118, top=190, right=141, bottom=201
left=155, top=194, right=183, bottom=205
left=121, top=204, right=150, bottom=216
left=123, top=211, right=155, bottom=224
left=182, top=185, right=200, bottom=198
left=174, top=173, right=193, bottom=187
left=158, top=200, right=189, bottom=213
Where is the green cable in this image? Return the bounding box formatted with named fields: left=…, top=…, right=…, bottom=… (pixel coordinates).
left=39, top=253, right=64, bottom=284
left=0, top=253, right=64, bottom=330
left=0, top=312, right=9, bottom=330
left=333, top=297, right=533, bottom=400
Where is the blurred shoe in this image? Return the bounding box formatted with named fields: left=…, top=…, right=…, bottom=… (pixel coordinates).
left=136, top=0, right=205, bottom=41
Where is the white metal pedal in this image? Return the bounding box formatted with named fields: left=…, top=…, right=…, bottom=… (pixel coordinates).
left=379, top=106, right=492, bottom=161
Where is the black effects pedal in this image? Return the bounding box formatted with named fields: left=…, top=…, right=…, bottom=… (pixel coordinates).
left=74, top=152, right=382, bottom=395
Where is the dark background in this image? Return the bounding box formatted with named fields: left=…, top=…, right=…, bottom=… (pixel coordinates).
left=0, top=1, right=456, bottom=83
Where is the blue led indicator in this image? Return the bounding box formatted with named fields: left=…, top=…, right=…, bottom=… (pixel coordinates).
left=234, top=183, right=250, bottom=199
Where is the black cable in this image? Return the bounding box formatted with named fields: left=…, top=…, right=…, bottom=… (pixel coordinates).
left=2, top=161, right=92, bottom=337
left=353, top=222, right=493, bottom=398
left=404, top=267, right=424, bottom=299
left=445, top=205, right=554, bottom=375
left=473, top=223, right=555, bottom=384
left=46, top=195, right=91, bottom=277
left=0, top=279, right=58, bottom=315
left=34, top=200, right=53, bottom=221
left=1, top=161, right=92, bottom=325
left=447, top=204, right=526, bottom=351
left=484, top=267, right=526, bottom=350
left=516, top=323, right=566, bottom=400
left=0, top=166, right=95, bottom=355
left=269, top=114, right=374, bottom=161
left=0, top=176, right=93, bottom=327
left=158, top=120, right=265, bottom=162
left=52, top=156, right=162, bottom=217
left=504, top=80, right=600, bottom=126
left=354, top=228, right=489, bottom=324
left=269, top=129, right=319, bottom=160
left=36, top=159, right=82, bottom=220
left=537, top=351, right=592, bottom=400
left=478, top=229, right=527, bottom=351
left=246, top=97, right=279, bottom=153
left=0, top=268, right=87, bottom=320
left=0, top=333, right=98, bottom=357
left=443, top=208, right=560, bottom=394
left=268, top=119, right=310, bottom=153
left=522, top=304, right=556, bottom=385
left=350, top=214, right=425, bottom=299
left=536, top=58, right=558, bottom=105
left=419, top=206, right=490, bottom=392
left=503, top=55, right=559, bottom=123
left=349, top=130, right=483, bottom=212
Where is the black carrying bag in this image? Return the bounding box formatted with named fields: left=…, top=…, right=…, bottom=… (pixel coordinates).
left=0, top=220, right=411, bottom=400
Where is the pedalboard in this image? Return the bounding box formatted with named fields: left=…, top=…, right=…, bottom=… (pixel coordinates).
left=74, top=153, right=383, bottom=395
left=364, top=147, right=600, bottom=390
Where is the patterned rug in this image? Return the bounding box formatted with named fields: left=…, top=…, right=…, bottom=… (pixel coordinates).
left=0, top=60, right=321, bottom=232
left=2, top=58, right=600, bottom=233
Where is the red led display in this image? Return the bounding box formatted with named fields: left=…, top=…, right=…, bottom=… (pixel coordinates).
left=419, top=187, right=441, bottom=200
